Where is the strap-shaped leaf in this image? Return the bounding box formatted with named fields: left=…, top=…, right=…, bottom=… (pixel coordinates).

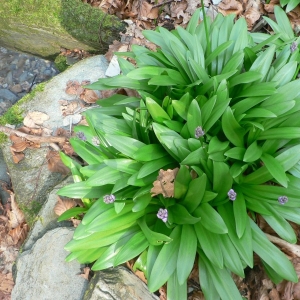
left=182, top=174, right=207, bottom=212
left=194, top=203, right=228, bottom=234
left=174, top=165, right=192, bottom=199
left=181, top=147, right=206, bottom=165
left=176, top=224, right=197, bottom=285
left=103, top=159, right=142, bottom=175
left=243, top=141, right=262, bottom=163
left=147, top=226, right=181, bottom=292
left=168, top=204, right=201, bottom=225
left=224, top=147, right=246, bottom=160
left=57, top=207, right=88, bottom=222
left=187, top=99, right=202, bottom=137
left=146, top=97, right=171, bottom=123
left=261, top=153, right=288, bottom=187
left=194, top=222, right=224, bottom=269
left=66, top=246, right=108, bottom=264
left=199, top=250, right=243, bottom=300
left=86, top=166, right=122, bottom=187
left=250, top=219, right=298, bottom=282
left=222, top=107, right=245, bottom=147
left=167, top=271, right=187, bottom=300
left=233, top=188, right=247, bottom=238
left=229, top=71, right=262, bottom=87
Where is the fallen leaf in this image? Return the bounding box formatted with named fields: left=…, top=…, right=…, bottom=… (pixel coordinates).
left=218, top=0, right=243, bottom=16
left=59, top=100, right=78, bottom=116
left=0, top=272, right=14, bottom=296
left=46, top=150, right=70, bottom=175
left=54, top=196, right=76, bottom=216
left=23, top=111, right=49, bottom=128
left=140, top=1, right=159, bottom=20
left=9, top=223, right=29, bottom=246
left=62, top=142, right=75, bottom=156
left=263, top=0, right=279, bottom=13
left=244, top=7, right=261, bottom=30
left=151, top=168, right=179, bottom=198
left=7, top=193, right=25, bottom=229
left=65, top=80, right=84, bottom=95
left=80, top=89, right=100, bottom=103
left=10, top=147, right=25, bottom=164
left=79, top=267, right=90, bottom=280
left=9, top=135, right=27, bottom=152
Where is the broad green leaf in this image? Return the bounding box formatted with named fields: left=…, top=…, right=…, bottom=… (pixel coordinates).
left=258, top=127, right=300, bottom=140
left=199, top=251, right=243, bottom=300
left=177, top=224, right=197, bottom=285
left=233, top=188, right=247, bottom=238
left=103, top=159, right=142, bottom=174
left=224, top=147, right=245, bottom=160
left=250, top=219, right=298, bottom=282
left=148, top=226, right=181, bottom=292
left=133, top=193, right=152, bottom=212
left=137, top=156, right=174, bottom=179
left=182, top=175, right=207, bottom=212
left=194, top=222, right=224, bottom=269
left=57, top=207, right=88, bottom=222
left=194, top=203, right=228, bottom=234
left=146, top=97, right=171, bottom=123
left=114, top=231, right=149, bottom=266
left=261, top=153, right=288, bottom=187
left=236, top=82, right=277, bottom=98
left=274, top=6, right=294, bottom=38
left=174, top=165, right=191, bottom=199
left=167, top=272, right=187, bottom=300
left=187, top=99, right=202, bottom=137
left=132, top=144, right=168, bottom=162
left=222, top=107, right=245, bottom=147
left=181, top=147, right=206, bottom=165
left=243, top=141, right=262, bottom=162
left=168, top=204, right=201, bottom=225
left=60, top=152, right=82, bottom=182
left=208, top=137, right=229, bottom=154
left=137, top=217, right=173, bottom=245
left=229, top=71, right=262, bottom=87
left=86, top=166, right=122, bottom=186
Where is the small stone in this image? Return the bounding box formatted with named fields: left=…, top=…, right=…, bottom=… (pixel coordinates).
left=0, top=89, right=18, bottom=103
left=10, top=84, right=23, bottom=94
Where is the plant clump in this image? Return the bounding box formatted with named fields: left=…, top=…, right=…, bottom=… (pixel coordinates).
left=58, top=6, right=300, bottom=300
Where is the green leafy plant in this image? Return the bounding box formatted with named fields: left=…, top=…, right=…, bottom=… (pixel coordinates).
left=279, top=0, right=300, bottom=12
left=58, top=7, right=300, bottom=300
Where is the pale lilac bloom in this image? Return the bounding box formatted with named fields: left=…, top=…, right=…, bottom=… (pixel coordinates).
left=228, top=189, right=237, bottom=201
left=77, top=131, right=87, bottom=141
left=157, top=208, right=168, bottom=223
left=92, top=136, right=100, bottom=146
left=195, top=126, right=205, bottom=138
left=278, top=196, right=288, bottom=205
left=290, top=42, right=298, bottom=53
left=103, top=194, right=116, bottom=204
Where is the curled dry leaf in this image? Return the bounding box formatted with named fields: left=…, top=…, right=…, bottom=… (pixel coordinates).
left=9, top=223, right=29, bottom=246
left=0, top=272, right=14, bottom=296
left=264, top=0, right=279, bottom=13
left=23, top=111, right=49, bottom=129
left=218, top=0, right=243, bottom=17
left=10, top=135, right=27, bottom=152
left=80, top=89, right=100, bottom=103
left=65, top=80, right=84, bottom=95
left=7, top=193, right=25, bottom=229
left=59, top=100, right=78, bottom=116
left=79, top=267, right=90, bottom=280
left=245, top=7, right=261, bottom=30
left=151, top=168, right=179, bottom=198
left=46, top=150, right=70, bottom=175
left=54, top=196, right=76, bottom=216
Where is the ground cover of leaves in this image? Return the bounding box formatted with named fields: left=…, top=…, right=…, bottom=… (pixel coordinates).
left=1, top=0, right=300, bottom=299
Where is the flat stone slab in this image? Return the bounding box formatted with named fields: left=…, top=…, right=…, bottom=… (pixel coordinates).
left=12, top=227, right=88, bottom=300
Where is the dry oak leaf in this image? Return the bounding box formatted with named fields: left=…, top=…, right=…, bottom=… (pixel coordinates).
left=80, top=89, right=100, bottom=104
left=79, top=267, right=90, bottom=280
left=0, top=272, right=14, bottom=295
left=7, top=193, right=25, bottom=229
left=65, top=80, right=84, bottom=95
left=54, top=196, right=76, bottom=216
left=151, top=168, right=179, bottom=198
left=46, top=150, right=70, bottom=175
left=59, top=100, right=78, bottom=116
left=23, top=111, right=49, bottom=128
left=244, top=7, right=261, bottom=30
left=9, top=134, right=27, bottom=152
left=9, top=223, right=29, bottom=246
left=218, top=0, right=243, bottom=16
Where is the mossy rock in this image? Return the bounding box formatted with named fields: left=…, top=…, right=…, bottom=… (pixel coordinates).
left=0, top=0, right=126, bottom=58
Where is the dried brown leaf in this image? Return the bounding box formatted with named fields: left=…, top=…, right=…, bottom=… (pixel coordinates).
left=244, top=7, right=261, bottom=30
left=65, top=80, right=84, bottom=95
left=151, top=168, right=179, bottom=198
left=9, top=223, right=29, bottom=245
left=23, top=111, right=49, bottom=128
left=8, top=193, right=25, bottom=229
left=140, top=1, right=159, bottom=20
left=79, top=267, right=90, bottom=280
left=60, top=101, right=78, bottom=116
left=54, top=196, right=76, bottom=216
left=10, top=147, right=24, bottom=164
left=263, top=0, right=279, bottom=13
left=218, top=0, right=243, bottom=16
left=0, top=272, right=14, bottom=295
left=10, top=135, right=27, bottom=152
left=80, top=89, right=99, bottom=104
left=46, top=150, right=70, bottom=175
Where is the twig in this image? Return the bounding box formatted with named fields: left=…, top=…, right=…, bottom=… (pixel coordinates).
left=152, top=0, right=174, bottom=8
left=266, top=233, right=300, bottom=257
left=0, top=126, right=67, bottom=144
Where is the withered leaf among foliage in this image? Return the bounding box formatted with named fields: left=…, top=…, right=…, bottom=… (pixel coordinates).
left=151, top=168, right=179, bottom=198
left=54, top=196, right=76, bottom=216
left=80, top=89, right=99, bottom=103
left=59, top=100, right=78, bottom=116
left=218, top=0, right=243, bottom=17
left=65, top=80, right=84, bottom=95
left=9, top=135, right=27, bottom=152
left=0, top=272, right=14, bottom=297
left=23, top=111, right=49, bottom=129
left=9, top=223, right=29, bottom=246
left=9, top=147, right=25, bottom=164
left=46, top=150, right=70, bottom=175
left=7, top=193, right=25, bottom=229
left=79, top=267, right=90, bottom=280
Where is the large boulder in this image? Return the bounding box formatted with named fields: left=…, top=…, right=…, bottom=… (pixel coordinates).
left=0, top=0, right=126, bottom=58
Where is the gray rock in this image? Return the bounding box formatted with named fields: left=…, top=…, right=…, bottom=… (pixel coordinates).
left=0, top=148, right=10, bottom=204
left=12, top=227, right=88, bottom=300
left=22, top=177, right=73, bottom=252
left=84, top=266, right=159, bottom=300
left=18, top=71, right=28, bottom=82
left=0, top=88, right=17, bottom=102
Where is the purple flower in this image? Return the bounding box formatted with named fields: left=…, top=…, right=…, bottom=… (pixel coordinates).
left=195, top=126, right=205, bottom=138
left=290, top=42, right=298, bottom=53
left=228, top=189, right=237, bottom=201
left=278, top=195, right=288, bottom=205
left=157, top=208, right=168, bottom=223
left=77, top=131, right=87, bottom=141
left=103, top=194, right=116, bottom=204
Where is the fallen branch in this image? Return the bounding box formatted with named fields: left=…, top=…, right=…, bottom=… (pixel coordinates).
left=0, top=126, right=67, bottom=144
left=152, top=0, right=174, bottom=8
left=266, top=233, right=300, bottom=257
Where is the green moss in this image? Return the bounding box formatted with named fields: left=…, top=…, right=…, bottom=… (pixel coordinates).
left=54, top=55, right=69, bottom=72
left=0, top=82, right=46, bottom=144
left=19, top=201, right=43, bottom=227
